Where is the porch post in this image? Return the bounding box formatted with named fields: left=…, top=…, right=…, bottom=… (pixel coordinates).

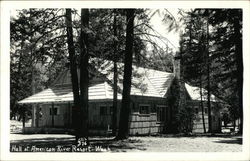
left=32, top=105, right=36, bottom=127
left=22, top=105, right=25, bottom=133
left=35, top=104, right=39, bottom=127
left=52, top=102, right=54, bottom=127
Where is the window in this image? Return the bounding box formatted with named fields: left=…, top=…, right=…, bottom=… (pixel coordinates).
left=151, top=106, right=157, bottom=113
left=50, top=107, right=58, bottom=115
left=100, top=106, right=108, bottom=116
left=204, top=108, right=208, bottom=114
left=100, top=106, right=113, bottom=116
left=157, top=106, right=166, bottom=122
left=139, top=105, right=150, bottom=114
left=195, top=107, right=199, bottom=114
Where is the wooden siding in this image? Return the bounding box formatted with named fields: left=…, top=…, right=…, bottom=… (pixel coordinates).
left=35, top=103, right=71, bottom=128
left=88, top=101, right=120, bottom=130
left=128, top=96, right=167, bottom=135
left=188, top=101, right=221, bottom=133
left=28, top=97, right=221, bottom=135
left=129, top=113, right=164, bottom=135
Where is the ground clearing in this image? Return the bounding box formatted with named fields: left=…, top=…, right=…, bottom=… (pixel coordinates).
left=10, top=133, right=242, bottom=152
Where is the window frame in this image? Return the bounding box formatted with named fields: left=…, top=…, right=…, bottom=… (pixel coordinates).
left=151, top=105, right=157, bottom=113
left=99, top=105, right=113, bottom=116
left=139, top=104, right=150, bottom=115
left=49, top=106, right=59, bottom=115
left=195, top=107, right=199, bottom=114
left=204, top=107, right=208, bottom=114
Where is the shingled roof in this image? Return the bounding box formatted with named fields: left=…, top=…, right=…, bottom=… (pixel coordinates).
left=18, top=61, right=216, bottom=104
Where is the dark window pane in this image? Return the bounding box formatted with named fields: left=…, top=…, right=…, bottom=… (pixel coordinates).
left=100, top=106, right=106, bottom=115
left=100, top=106, right=112, bottom=116
left=151, top=106, right=156, bottom=113
left=50, top=108, right=58, bottom=115
left=195, top=108, right=199, bottom=114
left=205, top=108, right=208, bottom=114
left=139, top=105, right=150, bottom=114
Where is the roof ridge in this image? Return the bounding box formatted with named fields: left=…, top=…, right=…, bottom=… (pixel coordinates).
left=135, top=65, right=173, bottom=75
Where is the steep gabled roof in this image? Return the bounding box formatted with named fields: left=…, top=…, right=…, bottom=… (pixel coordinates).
left=18, top=60, right=217, bottom=104
left=185, top=83, right=217, bottom=102
left=18, top=82, right=121, bottom=104
left=98, top=61, right=174, bottom=98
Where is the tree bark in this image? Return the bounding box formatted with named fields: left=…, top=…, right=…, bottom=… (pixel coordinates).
left=29, top=9, right=37, bottom=133
left=233, top=10, right=243, bottom=134
left=112, top=9, right=118, bottom=136
left=65, top=9, right=80, bottom=135
left=22, top=106, right=25, bottom=133
left=116, top=9, right=135, bottom=140
left=205, top=11, right=212, bottom=133
left=200, top=77, right=206, bottom=133
left=79, top=9, right=89, bottom=143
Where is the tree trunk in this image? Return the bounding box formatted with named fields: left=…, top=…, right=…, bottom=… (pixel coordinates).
left=205, top=11, right=212, bottom=133
left=200, top=74, right=206, bottom=133
left=22, top=106, right=25, bottom=133
left=200, top=93, right=206, bottom=133
left=79, top=9, right=89, bottom=143
left=65, top=9, right=81, bottom=137
left=233, top=10, right=243, bottom=134
left=29, top=9, right=37, bottom=133
left=116, top=9, right=135, bottom=140
left=112, top=9, right=118, bottom=136
left=233, top=115, right=236, bottom=131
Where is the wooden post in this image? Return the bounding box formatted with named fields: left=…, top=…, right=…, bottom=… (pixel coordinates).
left=52, top=103, right=54, bottom=127
left=22, top=106, right=25, bottom=133
left=32, top=105, right=35, bottom=127
left=35, top=105, right=39, bottom=127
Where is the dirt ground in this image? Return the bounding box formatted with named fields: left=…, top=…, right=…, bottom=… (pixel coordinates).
left=10, top=133, right=242, bottom=152
left=10, top=120, right=242, bottom=152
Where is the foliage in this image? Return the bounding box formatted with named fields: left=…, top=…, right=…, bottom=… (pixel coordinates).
left=180, top=9, right=243, bottom=131
left=10, top=9, right=68, bottom=119
left=166, top=77, right=196, bottom=134
left=175, top=107, right=196, bottom=133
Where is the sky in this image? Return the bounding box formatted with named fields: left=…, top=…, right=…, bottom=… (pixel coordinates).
left=10, top=8, right=183, bottom=54
left=149, top=8, right=182, bottom=53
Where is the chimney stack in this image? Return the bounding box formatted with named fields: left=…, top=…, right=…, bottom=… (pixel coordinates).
left=173, top=52, right=181, bottom=80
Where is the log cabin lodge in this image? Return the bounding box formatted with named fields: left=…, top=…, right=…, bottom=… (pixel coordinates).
left=18, top=57, right=222, bottom=135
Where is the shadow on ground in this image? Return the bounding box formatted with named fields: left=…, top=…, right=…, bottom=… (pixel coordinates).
left=90, top=138, right=146, bottom=152
left=10, top=133, right=242, bottom=152
left=213, top=137, right=242, bottom=145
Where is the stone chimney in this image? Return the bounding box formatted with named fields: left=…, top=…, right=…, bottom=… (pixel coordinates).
left=173, top=52, right=181, bottom=80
